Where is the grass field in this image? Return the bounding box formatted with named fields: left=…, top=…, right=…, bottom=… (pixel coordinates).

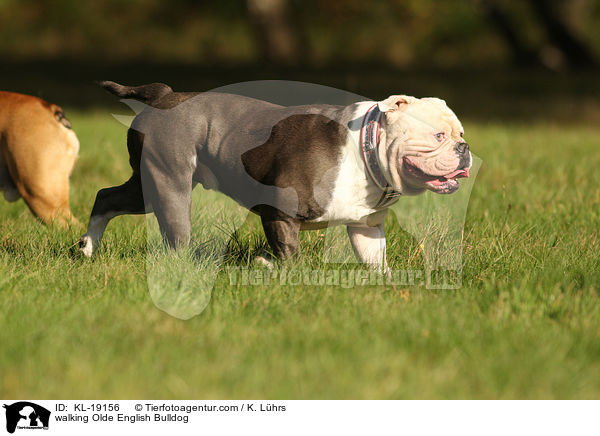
left=1, top=109, right=599, bottom=399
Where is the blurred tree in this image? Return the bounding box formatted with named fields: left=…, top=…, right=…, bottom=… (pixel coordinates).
left=246, top=0, right=305, bottom=65
left=479, top=0, right=597, bottom=69
left=529, top=0, right=597, bottom=68
left=0, top=0, right=598, bottom=69
left=480, top=0, right=540, bottom=66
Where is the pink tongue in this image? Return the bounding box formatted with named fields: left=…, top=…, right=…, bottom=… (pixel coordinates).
left=444, top=168, right=470, bottom=179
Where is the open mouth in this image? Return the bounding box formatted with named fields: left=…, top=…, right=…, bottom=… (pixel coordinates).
left=403, top=158, right=470, bottom=194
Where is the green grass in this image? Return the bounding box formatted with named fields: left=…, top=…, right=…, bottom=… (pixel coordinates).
left=0, top=111, right=599, bottom=399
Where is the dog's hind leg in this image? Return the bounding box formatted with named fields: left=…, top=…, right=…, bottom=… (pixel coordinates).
left=21, top=190, right=75, bottom=227
left=141, top=164, right=193, bottom=249
left=2, top=129, right=78, bottom=227
left=79, top=175, right=146, bottom=257
left=0, top=160, right=20, bottom=202
left=11, top=168, right=76, bottom=227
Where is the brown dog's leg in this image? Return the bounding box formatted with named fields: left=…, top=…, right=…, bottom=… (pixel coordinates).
left=20, top=188, right=75, bottom=227
left=9, top=163, right=77, bottom=227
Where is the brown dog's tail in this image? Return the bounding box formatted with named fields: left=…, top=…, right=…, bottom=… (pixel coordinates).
left=99, top=80, right=173, bottom=105
left=50, top=104, right=72, bottom=129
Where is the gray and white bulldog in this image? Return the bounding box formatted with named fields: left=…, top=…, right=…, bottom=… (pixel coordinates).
left=79, top=81, right=471, bottom=272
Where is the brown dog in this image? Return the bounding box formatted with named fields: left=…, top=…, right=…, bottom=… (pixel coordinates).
left=0, top=91, right=79, bottom=226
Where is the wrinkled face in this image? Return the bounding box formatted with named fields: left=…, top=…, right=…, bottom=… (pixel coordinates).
left=379, top=95, right=471, bottom=195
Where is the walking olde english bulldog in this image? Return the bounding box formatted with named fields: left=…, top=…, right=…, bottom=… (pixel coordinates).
left=79, top=81, right=471, bottom=272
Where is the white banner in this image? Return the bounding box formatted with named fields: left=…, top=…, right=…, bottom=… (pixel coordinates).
left=0, top=400, right=597, bottom=435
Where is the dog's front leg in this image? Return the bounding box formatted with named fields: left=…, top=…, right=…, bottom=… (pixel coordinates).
left=346, top=224, right=390, bottom=276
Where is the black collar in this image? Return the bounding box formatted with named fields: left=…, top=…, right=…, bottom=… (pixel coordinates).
left=359, top=104, right=401, bottom=208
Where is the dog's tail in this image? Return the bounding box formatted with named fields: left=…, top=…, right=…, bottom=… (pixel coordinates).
left=98, top=81, right=173, bottom=105
left=50, top=104, right=72, bottom=129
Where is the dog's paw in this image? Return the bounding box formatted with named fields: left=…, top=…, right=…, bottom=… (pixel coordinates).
left=254, top=254, right=274, bottom=270
left=78, top=235, right=94, bottom=258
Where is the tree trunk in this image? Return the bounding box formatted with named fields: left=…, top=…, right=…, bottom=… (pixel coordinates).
left=247, top=0, right=305, bottom=66
left=479, top=0, right=541, bottom=67
left=529, top=0, right=597, bottom=69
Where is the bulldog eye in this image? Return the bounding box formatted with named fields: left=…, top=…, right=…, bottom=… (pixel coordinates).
left=434, top=132, right=445, bottom=142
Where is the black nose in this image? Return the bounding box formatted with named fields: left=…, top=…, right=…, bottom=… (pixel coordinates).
left=456, top=142, right=469, bottom=155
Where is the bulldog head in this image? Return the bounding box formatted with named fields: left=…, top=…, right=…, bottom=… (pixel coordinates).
left=378, top=95, right=471, bottom=195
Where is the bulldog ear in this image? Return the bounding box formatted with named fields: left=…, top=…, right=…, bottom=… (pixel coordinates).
left=378, top=95, right=417, bottom=112
left=422, top=97, right=447, bottom=108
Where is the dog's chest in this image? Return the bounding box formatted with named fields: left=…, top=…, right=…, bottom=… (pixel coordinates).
left=307, top=146, right=384, bottom=227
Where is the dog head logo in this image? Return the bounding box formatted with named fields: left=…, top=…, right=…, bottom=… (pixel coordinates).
left=2, top=402, right=50, bottom=433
